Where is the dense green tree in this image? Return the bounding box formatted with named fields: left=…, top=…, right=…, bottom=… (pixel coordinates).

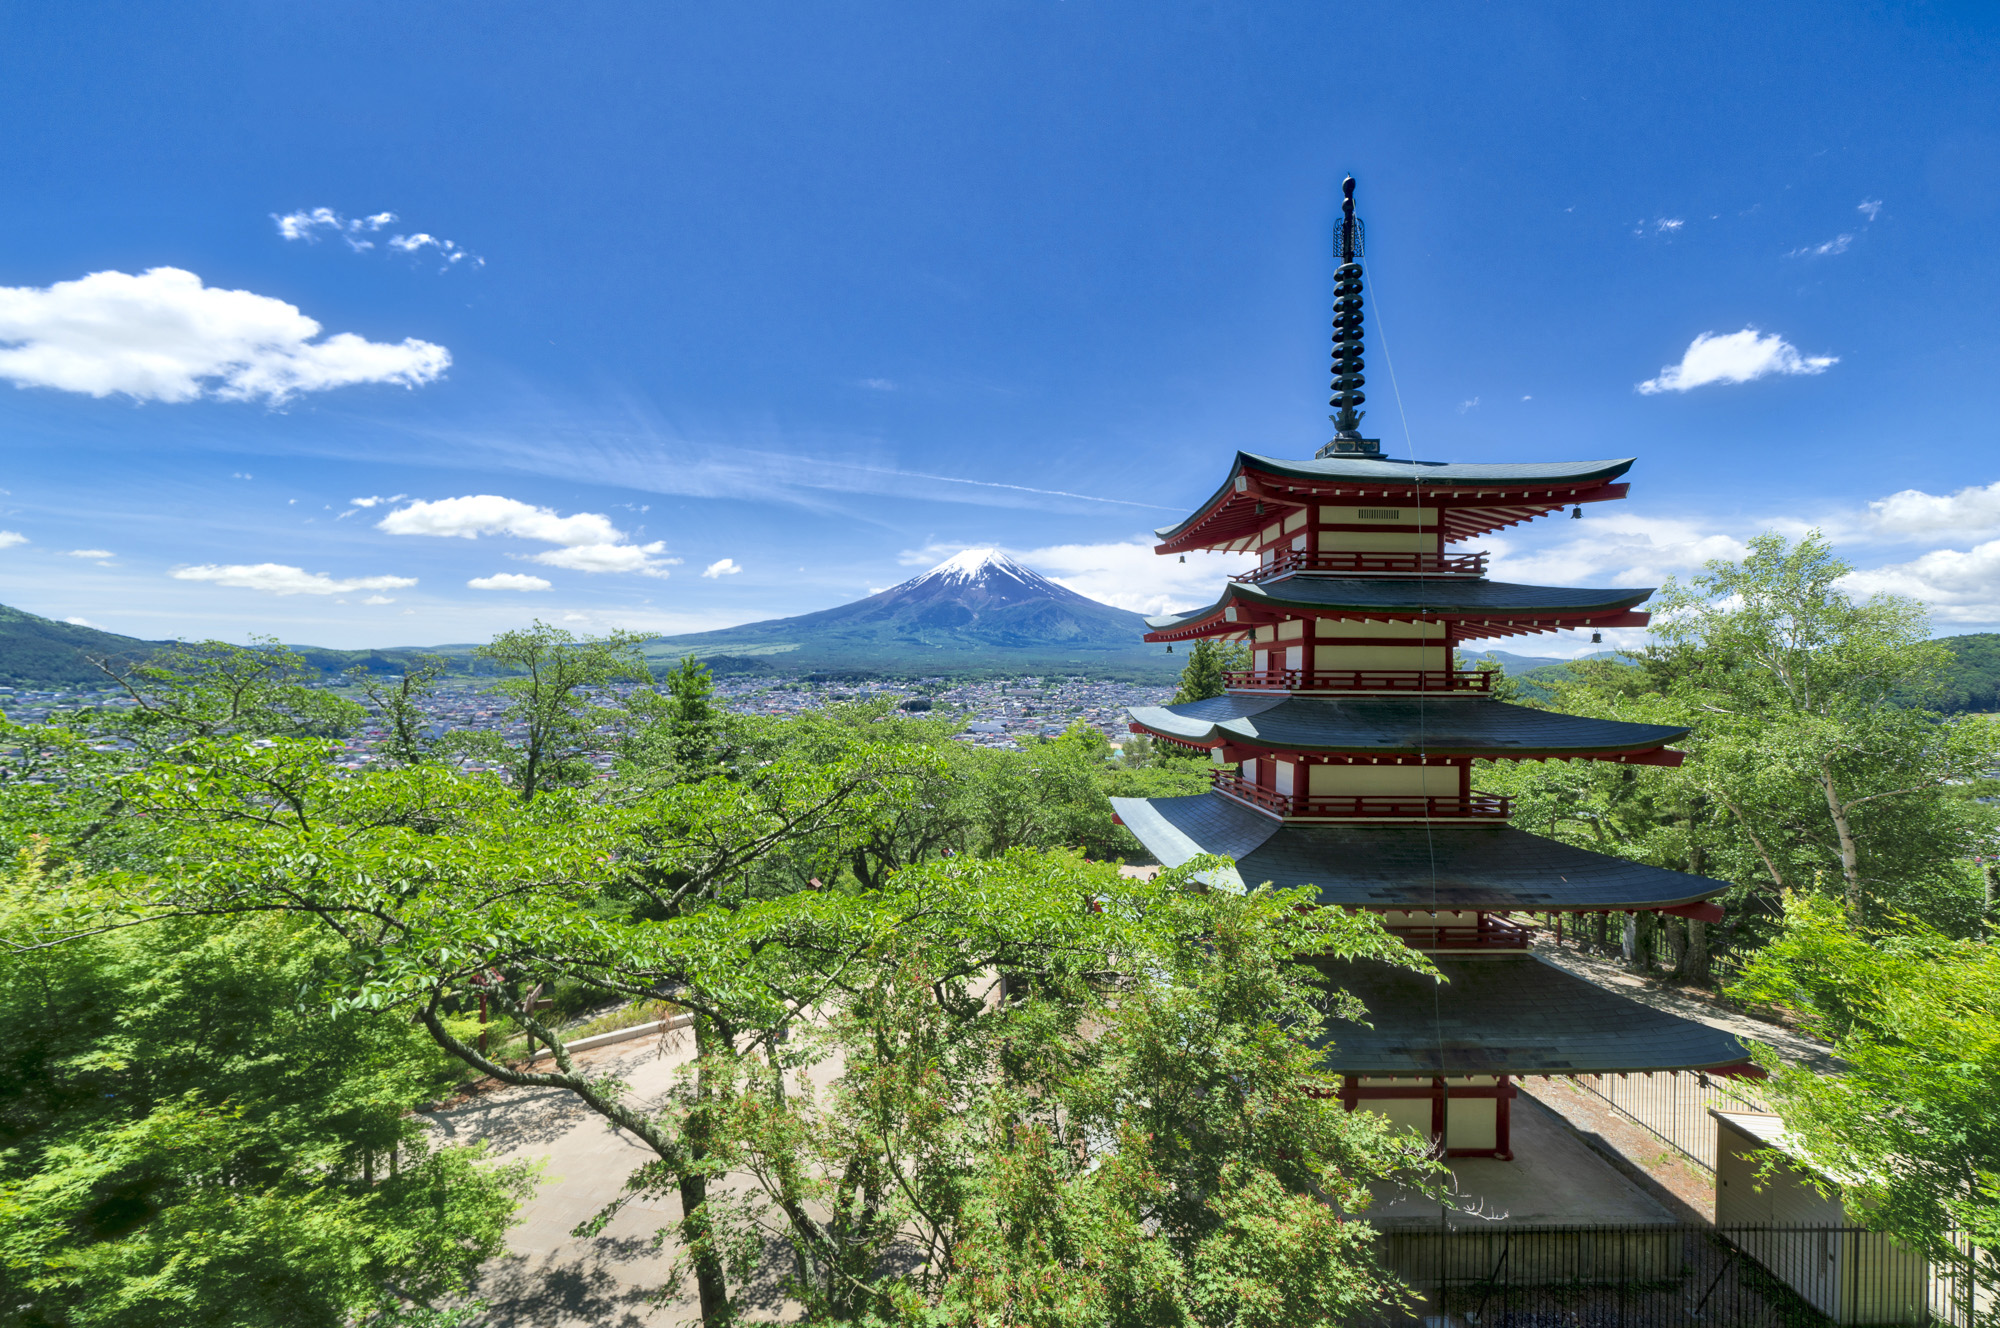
left=345, top=654, right=451, bottom=768
left=1731, top=892, right=2000, bottom=1310
left=1169, top=638, right=1248, bottom=705
left=459, top=623, right=652, bottom=800
left=635, top=854, right=1441, bottom=1327
left=1480, top=534, right=2000, bottom=968
left=1648, top=533, right=1997, bottom=920
left=0, top=857, right=528, bottom=1327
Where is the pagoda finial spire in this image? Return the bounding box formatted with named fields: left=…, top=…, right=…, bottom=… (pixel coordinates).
left=1319, top=175, right=1380, bottom=459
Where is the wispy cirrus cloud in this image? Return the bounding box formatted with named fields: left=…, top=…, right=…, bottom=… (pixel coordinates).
left=0, top=267, right=450, bottom=404
left=1636, top=328, right=1836, bottom=394
left=275, top=208, right=483, bottom=269
left=273, top=207, right=398, bottom=250
left=1786, top=234, right=1852, bottom=259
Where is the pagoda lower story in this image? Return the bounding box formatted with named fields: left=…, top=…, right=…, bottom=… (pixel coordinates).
left=1109, top=180, right=1755, bottom=1158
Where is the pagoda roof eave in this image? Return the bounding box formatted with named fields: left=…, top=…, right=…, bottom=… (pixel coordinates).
left=1109, top=792, right=1727, bottom=910
left=1313, top=954, right=1752, bottom=1076
left=1126, top=695, right=1688, bottom=758
left=1141, top=577, right=1654, bottom=641
left=1153, top=452, right=1638, bottom=553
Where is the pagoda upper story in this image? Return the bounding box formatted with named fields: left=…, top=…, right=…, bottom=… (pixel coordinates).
left=1109, top=179, right=1754, bottom=1139
left=1118, top=174, right=1703, bottom=886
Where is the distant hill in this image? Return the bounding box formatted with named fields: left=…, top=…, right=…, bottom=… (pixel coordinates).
left=0, top=589, right=1987, bottom=697
left=644, top=549, right=1178, bottom=680
left=1940, top=633, right=2000, bottom=713
left=0, top=606, right=159, bottom=688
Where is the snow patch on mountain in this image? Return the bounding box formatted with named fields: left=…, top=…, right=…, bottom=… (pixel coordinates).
left=895, top=547, right=1050, bottom=592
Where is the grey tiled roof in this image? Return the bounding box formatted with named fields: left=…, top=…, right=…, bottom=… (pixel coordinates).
left=1153, top=452, right=1637, bottom=542
left=1143, top=578, right=1654, bottom=632
left=1109, top=792, right=1728, bottom=909
left=1127, top=694, right=1686, bottom=755
left=1313, top=954, right=1750, bottom=1074
left=1241, top=453, right=1637, bottom=486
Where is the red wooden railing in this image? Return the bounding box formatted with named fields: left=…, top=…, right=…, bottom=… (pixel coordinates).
left=1384, top=915, right=1531, bottom=950
left=1223, top=668, right=1491, bottom=693
left=1210, top=771, right=1510, bottom=819
left=1235, top=549, right=1487, bottom=583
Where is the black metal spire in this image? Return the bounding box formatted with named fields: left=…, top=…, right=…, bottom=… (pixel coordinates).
left=1319, top=175, right=1380, bottom=459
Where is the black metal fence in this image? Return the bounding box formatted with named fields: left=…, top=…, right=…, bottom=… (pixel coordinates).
left=1565, top=1070, right=1771, bottom=1174
left=1365, top=1224, right=1985, bottom=1327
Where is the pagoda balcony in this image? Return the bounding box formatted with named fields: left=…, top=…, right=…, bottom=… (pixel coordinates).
left=1223, top=667, right=1491, bottom=694
left=1233, top=549, right=1488, bottom=583
left=1382, top=914, right=1532, bottom=951
left=1210, top=771, right=1511, bottom=820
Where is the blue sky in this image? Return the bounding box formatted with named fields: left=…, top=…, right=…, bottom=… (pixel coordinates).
left=3, top=1, right=1998, bottom=652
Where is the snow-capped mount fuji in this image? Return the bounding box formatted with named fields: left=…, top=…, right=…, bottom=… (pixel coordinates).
left=886, top=548, right=1104, bottom=611
left=645, top=548, right=1171, bottom=678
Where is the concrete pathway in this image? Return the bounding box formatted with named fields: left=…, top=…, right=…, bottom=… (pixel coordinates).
left=1368, top=1094, right=1675, bottom=1228
left=430, top=1031, right=707, bottom=1328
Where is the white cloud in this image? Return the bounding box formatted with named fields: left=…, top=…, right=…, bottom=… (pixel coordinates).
left=702, top=558, right=742, bottom=578
left=1858, top=198, right=1883, bottom=221
left=1483, top=513, right=1752, bottom=589
left=1857, top=479, right=2000, bottom=542
left=1840, top=540, right=2000, bottom=623
left=1458, top=397, right=1480, bottom=413
left=63, top=616, right=102, bottom=628
left=277, top=209, right=481, bottom=269
left=169, top=563, right=418, bottom=596
left=379, top=495, right=624, bottom=546
left=0, top=531, right=26, bottom=549
left=380, top=495, right=678, bottom=576
left=361, top=594, right=397, bottom=605
left=0, top=267, right=450, bottom=404
left=386, top=232, right=481, bottom=268
left=64, top=548, right=113, bottom=559
left=1786, top=234, right=1852, bottom=259
left=468, top=573, right=551, bottom=591
left=1636, top=328, right=1836, bottom=394
left=1656, top=218, right=1684, bottom=233
left=273, top=207, right=398, bottom=251
left=348, top=494, right=406, bottom=508
left=529, top=542, right=678, bottom=577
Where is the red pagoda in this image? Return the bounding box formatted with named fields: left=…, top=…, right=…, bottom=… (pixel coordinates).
left=1111, top=178, right=1754, bottom=1160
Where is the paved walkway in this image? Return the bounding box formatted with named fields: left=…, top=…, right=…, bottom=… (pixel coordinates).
left=429, top=1032, right=706, bottom=1328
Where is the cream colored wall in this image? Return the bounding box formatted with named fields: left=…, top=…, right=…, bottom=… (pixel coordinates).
left=1446, top=1097, right=1498, bottom=1152
left=1307, top=764, right=1458, bottom=796
left=1318, top=529, right=1435, bottom=552
left=1360, top=1098, right=1434, bottom=1140
left=1313, top=644, right=1448, bottom=671
left=1315, top=619, right=1446, bottom=639
left=1275, top=619, right=1304, bottom=641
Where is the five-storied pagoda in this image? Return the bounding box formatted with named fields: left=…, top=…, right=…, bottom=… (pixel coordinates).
left=1110, top=178, right=1755, bottom=1161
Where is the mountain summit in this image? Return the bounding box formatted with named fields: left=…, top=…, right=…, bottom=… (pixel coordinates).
left=645, top=548, right=1171, bottom=677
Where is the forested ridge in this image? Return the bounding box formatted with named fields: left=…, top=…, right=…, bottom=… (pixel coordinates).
left=0, top=535, right=1997, bottom=1324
